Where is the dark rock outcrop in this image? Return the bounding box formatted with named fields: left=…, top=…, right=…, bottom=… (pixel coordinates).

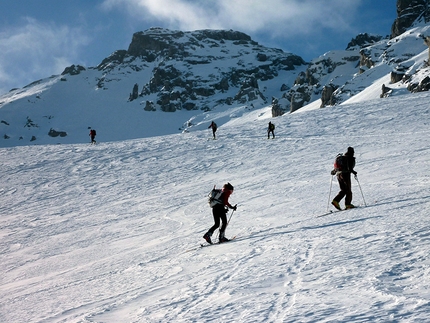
left=129, top=83, right=139, bottom=101
left=346, top=33, right=385, bottom=50
left=391, top=0, right=430, bottom=38
left=320, top=84, right=338, bottom=107
left=271, top=97, right=289, bottom=117
left=98, top=50, right=127, bottom=70
left=407, top=76, right=430, bottom=92
left=61, top=65, right=86, bottom=76
left=48, top=128, right=67, bottom=137
left=109, top=28, right=307, bottom=112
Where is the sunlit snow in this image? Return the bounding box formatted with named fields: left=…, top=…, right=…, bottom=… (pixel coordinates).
left=1, top=90, right=429, bottom=322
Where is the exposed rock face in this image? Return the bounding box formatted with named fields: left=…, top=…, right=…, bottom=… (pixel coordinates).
left=98, top=27, right=306, bottom=113
left=128, top=31, right=181, bottom=57
left=280, top=50, right=360, bottom=111
left=359, top=48, right=375, bottom=71
left=234, top=75, right=265, bottom=103
left=407, top=75, right=430, bottom=92
left=391, top=0, right=430, bottom=38
left=98, top=50, right=127, bottom=70
left=381, top=84, right=392, bottom=98
left=271, top=97, right=289, bottom=117
left=129, top=83, right=139, bottom=101
left=346, top=33, right=384, bottom=50
left=48, top=128, right=67, bottom=137
left=62, top=65, right=86, bottom=75
left=143, top=101, right=156, bottom=111
left=320, top=84, right=338, bottom=107
left=423, top=36, right=430, bottom=64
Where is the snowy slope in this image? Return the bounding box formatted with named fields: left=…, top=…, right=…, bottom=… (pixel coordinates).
left=1, top=90, right=429, bottom=322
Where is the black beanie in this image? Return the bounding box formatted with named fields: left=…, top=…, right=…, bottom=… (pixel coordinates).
left=225, top=182, right=234, bottom=191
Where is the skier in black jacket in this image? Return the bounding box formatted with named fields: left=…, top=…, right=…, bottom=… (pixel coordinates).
left=331, top=147, right=357, bottom=210
left=208, top=121, right=217, bottom=139
left=203, top=182, right=237, bottom=244
left=267, top=121, right=275, bottom=139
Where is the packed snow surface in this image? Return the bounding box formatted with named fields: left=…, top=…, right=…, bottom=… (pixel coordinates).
left=1, top=92, right=430, bottom=322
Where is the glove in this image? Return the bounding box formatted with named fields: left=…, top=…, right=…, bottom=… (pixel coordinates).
left=331, top=169, right=336, bottom=175
left=232, top=204, right=237, bottom=211
left=352, top=171, right=357, bottom=176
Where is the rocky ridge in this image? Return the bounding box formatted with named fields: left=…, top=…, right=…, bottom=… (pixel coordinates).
left=94, top=28, right=306, bottom=113
left=272, top=0, right=430, bottom=114
left=1, top=1, right=430, bottom=147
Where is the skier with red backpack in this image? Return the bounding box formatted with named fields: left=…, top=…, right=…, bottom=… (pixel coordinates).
left=89, top=129, right=96, bottom=144
left=331, top=147, right=357, bottom=210
left=204, top=182, right=237, bottom=244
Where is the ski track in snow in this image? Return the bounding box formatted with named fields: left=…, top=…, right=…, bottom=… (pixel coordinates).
left=1, top=93, right=430, bottom=322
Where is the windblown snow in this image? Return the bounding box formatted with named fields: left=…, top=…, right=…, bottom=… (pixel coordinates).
left=1, top=91, right=430, bottom=322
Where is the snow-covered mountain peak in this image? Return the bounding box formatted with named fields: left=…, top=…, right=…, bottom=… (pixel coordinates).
left=0, top=28, right=307, bottom=147
left=2, top=1, right=430, bottom=148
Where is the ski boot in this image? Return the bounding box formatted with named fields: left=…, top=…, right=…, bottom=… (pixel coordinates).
left=203, top=232, right=213, bottom=244
left=219, top=231, right=230, bottom=243
left=331, top=200, right=341, bottom=210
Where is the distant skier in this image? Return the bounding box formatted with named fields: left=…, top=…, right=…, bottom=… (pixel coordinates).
left=203, top=182, right=237, bottom=244
left=89, top=129, right=97, bottom=144
left=208, top=121, right=217, bottom=139
left=331, top=146, right=357, bottom=210
left=268, top=121, right=275, bottom=139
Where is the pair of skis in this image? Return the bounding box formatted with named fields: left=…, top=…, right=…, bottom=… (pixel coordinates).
left=183, top=236, right=237, bottom=253
left=316, top=205, right=362, bottom=217
left=200, top=236, right=236, bottom=248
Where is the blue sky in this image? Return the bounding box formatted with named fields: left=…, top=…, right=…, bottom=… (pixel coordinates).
left=0, top=0, right=396, bottom=95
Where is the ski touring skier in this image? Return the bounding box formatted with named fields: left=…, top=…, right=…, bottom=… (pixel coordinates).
left=331, top=146, right=357, bottom=210
left=268, top=121, right=275, bottom=139
left=89, top=129, right=97, bottom=144
left=203, top=182, right=237, bottom=244
left=208, top=121, right=217, bottom=139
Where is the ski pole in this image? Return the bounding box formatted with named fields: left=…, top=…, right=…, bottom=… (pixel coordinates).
left=327, top=175, right=334, bottom=212
left=354, top=175, right=367, bottom=206
left=227, top=208, right=235, bottom=226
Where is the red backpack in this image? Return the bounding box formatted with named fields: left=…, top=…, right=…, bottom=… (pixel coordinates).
left=334, top=154, right=346, bottom=171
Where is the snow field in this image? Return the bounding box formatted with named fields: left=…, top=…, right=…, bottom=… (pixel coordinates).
left=0, top=92, right=429, bottom=322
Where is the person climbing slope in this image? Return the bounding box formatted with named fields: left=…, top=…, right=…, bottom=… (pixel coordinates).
left=331, top=146, right=357, bottom=210
left=208, top=121, right=217, bottom=139
left=267, top=121, right=275, bottom=139
left=203, top=182, right=237, bottom=244
left=89, top=129, right=97, bottom=144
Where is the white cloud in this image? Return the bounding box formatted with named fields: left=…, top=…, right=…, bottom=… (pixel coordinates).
left=102, top=0, right=215, bottom=30
left=0, top=18, right=91, bottom=94
left=101, top=0, right=362, bottom=37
